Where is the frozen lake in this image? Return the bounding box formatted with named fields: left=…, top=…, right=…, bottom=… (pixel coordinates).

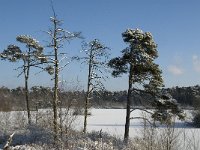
left=77, top=109, right=200, bottom=149
left=77, top=109, right=194, bottom=137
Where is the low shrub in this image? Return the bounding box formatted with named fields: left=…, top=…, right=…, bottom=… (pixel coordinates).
left=193, top=111, right=200, bottom=127
left=72, top=109, right=91, bottom=116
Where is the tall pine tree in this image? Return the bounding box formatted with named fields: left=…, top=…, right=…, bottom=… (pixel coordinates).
left=108, top=28, right=163, bottom=143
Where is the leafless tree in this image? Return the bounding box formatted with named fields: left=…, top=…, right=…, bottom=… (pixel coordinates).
left=44, top=7, right=81, bottom=142
left=78, top=39, right=110, bottom=133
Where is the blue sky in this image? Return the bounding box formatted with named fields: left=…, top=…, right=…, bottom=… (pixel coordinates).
left=0, top=0, right=200, bottom=91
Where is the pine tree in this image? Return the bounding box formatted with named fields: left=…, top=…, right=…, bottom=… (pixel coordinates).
left=1, top=35, right=44, bottom=124
left=108, top=28, right=163, bottom=143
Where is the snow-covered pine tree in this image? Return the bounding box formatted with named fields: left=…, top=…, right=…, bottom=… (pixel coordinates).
left=108, top=28, right=163, bottom=143
left=1, top=35, right=44, bottom=124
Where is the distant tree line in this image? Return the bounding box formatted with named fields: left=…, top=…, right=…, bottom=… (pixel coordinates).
left=164, top=85, right=200, bottom=107
left=0, top=85, right=199, bottom=111
left=0, top=86, right=84, bottom=111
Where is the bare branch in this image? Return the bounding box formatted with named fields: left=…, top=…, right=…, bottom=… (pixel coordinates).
left=131, top=107, right=153, bottom=115
left=130, top=117, right=154, bottom=126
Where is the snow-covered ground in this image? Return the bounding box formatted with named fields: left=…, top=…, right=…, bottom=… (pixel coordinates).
left=0, top=108, right=197, bottom=138
left=78, top=109, right=200, bottom=149
left=1, top=108, right=200, bottom=149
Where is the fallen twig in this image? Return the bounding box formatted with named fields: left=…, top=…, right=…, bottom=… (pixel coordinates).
left=3, top=132, right=15, bottom=150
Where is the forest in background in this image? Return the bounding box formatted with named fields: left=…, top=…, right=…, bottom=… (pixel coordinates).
left=0, top=85, right=200, bottom=111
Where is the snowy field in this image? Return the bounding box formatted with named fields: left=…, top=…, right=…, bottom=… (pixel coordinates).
left=1, top=108, right=200, bottom=149
left=0, top=108, right=199, bottom=138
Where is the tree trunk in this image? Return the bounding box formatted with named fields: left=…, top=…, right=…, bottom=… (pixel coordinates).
left=53, top=56, right=59, bottom=142
left=124, top=66, right=133, bottom=144
left=25, top=76, right=31, bottom=124
left=83, top=50, right=93, bottom=133
left=23, top=56, right=31, bottom=125
left=83, top=95, right=89, bottom=133
left=53, top=18, right=59, bottom=143
left=24, top=47, right=31, bottom=125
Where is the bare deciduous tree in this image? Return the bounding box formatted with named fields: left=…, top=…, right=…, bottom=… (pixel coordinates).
left=78, top=39, right=110, bottom=133
left=44, top=8, right=81, bottom=142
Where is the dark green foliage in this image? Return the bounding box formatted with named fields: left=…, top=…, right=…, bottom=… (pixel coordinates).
left=1, top=35, right=45, bottom=68
left=45, top=65, right=54, bottom=75
left=193, top=111, right=200, bottom=127
left=1, top=35, right=44, bottom=63
left=108, top=29, right=163, bottom=93
left=152, top=94, right=185, bottom=124
left=1, top=45, right=22, bottom=62
left=108, top=57, right=128, bottom=77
